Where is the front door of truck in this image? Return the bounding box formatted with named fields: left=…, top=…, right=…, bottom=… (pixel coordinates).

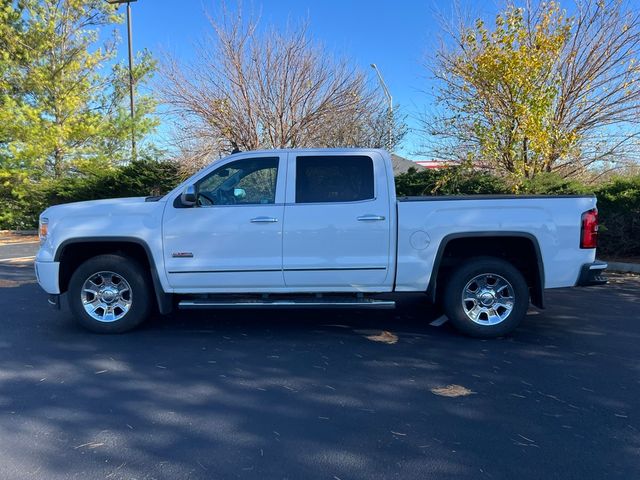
left=163, top=154, right=286, bottom=291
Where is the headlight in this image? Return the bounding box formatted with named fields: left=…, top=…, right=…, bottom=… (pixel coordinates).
left=39, top=217, right=49, bottom=243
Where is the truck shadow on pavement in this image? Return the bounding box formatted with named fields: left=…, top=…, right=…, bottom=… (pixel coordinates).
left=0, top=263, right=639, bottom=479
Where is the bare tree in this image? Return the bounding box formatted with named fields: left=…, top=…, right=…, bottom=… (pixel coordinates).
left=552, top=0, right=640, bottom=178
left=422, top=0, right=640, bottom=180
left=159, top=5, right=406, bottom=173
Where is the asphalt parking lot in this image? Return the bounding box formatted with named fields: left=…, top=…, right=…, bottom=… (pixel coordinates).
left=0, top=243, right=638, bottom=479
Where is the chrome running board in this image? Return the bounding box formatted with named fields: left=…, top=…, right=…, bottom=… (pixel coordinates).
left=178, top=297, right=396, bottom=310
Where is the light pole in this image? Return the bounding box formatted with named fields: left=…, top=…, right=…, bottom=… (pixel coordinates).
left=107, top=0, right=137, bottom=161
left=370, top=63, right=393, bottom=151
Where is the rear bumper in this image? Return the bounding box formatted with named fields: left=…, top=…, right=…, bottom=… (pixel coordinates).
left=34, top=260, right=60, bottom=294
left=576, top=261, right=608, bottom=286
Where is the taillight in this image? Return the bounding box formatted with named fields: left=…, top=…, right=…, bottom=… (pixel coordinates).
left=580, top=209, right=598, bottom=249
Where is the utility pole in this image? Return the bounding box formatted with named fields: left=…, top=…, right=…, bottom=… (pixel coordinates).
left=370, top=63, right=393, bottom=151
left=107, top=0, right=138, bottom=161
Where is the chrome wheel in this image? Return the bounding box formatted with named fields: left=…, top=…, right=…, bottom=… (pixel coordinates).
left=81, top=271, right=132, bottom=322
left=462, top=273, right=515, bottom=326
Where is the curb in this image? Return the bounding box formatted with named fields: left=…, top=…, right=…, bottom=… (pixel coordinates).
left=0, top=230, right=38, bottom=235
left=605, top=262, right=640, bottom=274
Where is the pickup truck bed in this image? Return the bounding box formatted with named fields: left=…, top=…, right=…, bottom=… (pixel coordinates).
left=396, top=194, right=598, bottom=291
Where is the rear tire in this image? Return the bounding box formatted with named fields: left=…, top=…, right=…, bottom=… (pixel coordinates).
left=68, top=254, right=152, bottom=333
left=443, top=257, right=529, bottom=338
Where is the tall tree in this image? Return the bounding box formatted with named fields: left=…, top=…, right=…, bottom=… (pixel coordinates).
left=423, top=0, right=640, bottom=180
left=159, top=5, right=406, bottom=173
left=0, top=0, right=158, bottom=178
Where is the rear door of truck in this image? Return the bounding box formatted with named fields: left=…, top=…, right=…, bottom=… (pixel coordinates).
left=281, top=151, right=393, bottom=289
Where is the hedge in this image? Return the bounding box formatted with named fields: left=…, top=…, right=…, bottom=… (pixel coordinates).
left=1, top=162, right=637, bottom=258
left=0, top=160, right=182, bottom=230
left=594, top=176, right=640, bottom=258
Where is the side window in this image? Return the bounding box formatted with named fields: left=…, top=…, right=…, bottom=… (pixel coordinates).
left=295, top=156, right=374, bottom=203
left=197, top=157, right=279, bottom=206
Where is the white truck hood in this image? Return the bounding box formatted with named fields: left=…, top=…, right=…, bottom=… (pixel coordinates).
left=38, top=196, right=168, bottom=262
left=42, top=196, right=159, bottom=217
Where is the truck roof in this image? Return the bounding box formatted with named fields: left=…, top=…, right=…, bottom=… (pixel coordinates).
left=223, top=147, right=389, bottom=157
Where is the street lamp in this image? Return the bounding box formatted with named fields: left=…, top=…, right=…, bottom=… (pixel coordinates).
left=107, top=0, right=138, bottom=161
left=370, top=63, right=393, bottom=151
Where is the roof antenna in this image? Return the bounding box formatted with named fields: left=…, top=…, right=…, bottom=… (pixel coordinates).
left=230, top=141, right=241, bottom=155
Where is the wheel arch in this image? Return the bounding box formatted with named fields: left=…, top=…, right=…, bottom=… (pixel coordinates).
left=426, top=232, right=545, bottom=308
left=55, top=237, right=172, bottom=314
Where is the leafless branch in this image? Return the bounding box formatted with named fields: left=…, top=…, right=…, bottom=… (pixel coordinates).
left=158, top=3, right=406, bottom=173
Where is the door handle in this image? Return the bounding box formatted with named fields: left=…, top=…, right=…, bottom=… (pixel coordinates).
left=250, top=216, right=278, bottom=223
left=357, top=215, right=386, bottom=221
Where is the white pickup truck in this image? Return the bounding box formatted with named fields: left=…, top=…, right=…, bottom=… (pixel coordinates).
left=35, top=148, right=607, bottom=337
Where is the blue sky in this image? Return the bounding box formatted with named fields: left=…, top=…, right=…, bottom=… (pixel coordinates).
left=108, top=0, right=497, bottom=159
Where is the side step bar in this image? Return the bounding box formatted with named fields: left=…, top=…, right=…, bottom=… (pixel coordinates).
left=178, top=298, right=396, bottom=310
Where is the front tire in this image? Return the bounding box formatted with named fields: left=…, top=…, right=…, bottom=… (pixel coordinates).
left=443, top=257, right=529, bottom=338
left=68, top=254, right=152, bottom=333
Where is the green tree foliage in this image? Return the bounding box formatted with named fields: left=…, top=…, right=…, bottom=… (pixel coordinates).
left=0, top=0, right=158, bottom=180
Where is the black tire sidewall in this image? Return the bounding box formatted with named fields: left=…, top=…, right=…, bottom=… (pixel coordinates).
left=68, top=254, right=152, bottom=333
left=443, top=257, right=529, bottom=338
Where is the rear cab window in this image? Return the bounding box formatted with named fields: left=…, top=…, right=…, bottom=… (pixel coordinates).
left=295, top=155, right=374, bottom=203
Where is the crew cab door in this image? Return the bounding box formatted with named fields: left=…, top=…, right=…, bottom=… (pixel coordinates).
left=282, top=152, right=392, bottom=289
left=162, top=153, right=285, bottom=291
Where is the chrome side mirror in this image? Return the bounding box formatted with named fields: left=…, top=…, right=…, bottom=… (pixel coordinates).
left=181, top=184, right=197, bottom=206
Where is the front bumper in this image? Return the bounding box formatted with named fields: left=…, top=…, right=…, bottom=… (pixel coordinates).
left=34, top=260, right=61, bottom=294
left=576, top=261, right=608, bottom=286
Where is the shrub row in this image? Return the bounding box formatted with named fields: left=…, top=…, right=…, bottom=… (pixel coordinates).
left=0, top=160, right=182, bottom=230
left=594, top=176, right=640, bottom=258
left=1, top=162, right=637, bottom=257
